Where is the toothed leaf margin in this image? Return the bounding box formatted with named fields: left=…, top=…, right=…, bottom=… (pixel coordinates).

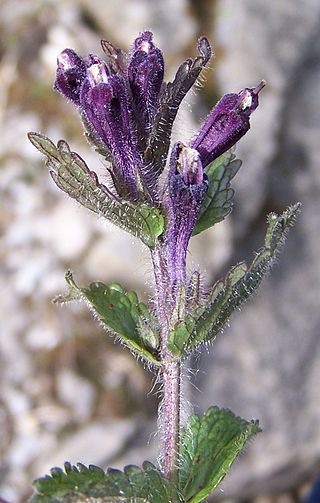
left=28, top=133, right=165, bottom=248
left=55, top=271, right=161, bottom=365
left=30, top=461, right=176, bottom=503
left=179, top=406, right=261, bottom=503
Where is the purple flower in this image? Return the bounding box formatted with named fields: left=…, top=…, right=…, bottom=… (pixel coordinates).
left=191, top=80, right=266, bottom=167
left=53, top=35, right=166, bottom=202
left=54, top=49, right=87, bottom=105
left=128, top=31, right=164, bottom=140
left=166, top=143, right=208, bottom=286
left=80, top=59, right=141, bottom=199
left=53, top=33, right=263, bottom=229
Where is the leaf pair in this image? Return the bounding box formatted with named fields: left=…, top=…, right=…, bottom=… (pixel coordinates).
left=168, top=203, right=301, bottom=356
left=54, top=203, right=300, bottom=363
left=31, top=407, right=259, bottom=503
left=28, top=133, right=164, bottom=248
left=55, top=271, right=161, bottom=365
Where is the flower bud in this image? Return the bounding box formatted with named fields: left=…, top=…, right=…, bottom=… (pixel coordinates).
left=128, top=31, right=164, bottom=135
left=192, top=81, right=266, bottom=167
left=54, top=49, right=87, bottom=105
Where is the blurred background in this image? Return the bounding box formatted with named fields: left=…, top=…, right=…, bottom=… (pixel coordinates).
left=1, top=0, right=320, bottom=501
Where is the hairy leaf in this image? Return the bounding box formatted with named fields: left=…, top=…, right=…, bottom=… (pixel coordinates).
left=179, top=406, right=261, bottom=503
left=145, top=37, right=212, bottom=174
left=168, top=204, right=301, bottom=356
left=193, top=151, right=242, bottom=236
left=55, top=272, right=161, bottom=365
left=28, top=133, right=164, bottom=248
left=31, top=461, right=175, bottom=503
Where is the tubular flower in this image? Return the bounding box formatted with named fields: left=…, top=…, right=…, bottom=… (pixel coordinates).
left=166, top=143, right=208, bottom=286
left=53, top=33, right=167, bottom=202
left=80, top=59, right=141, bottom=200
left=54, top=49, right=87, bottom=105
left=191, top=81, right=266, bottom=168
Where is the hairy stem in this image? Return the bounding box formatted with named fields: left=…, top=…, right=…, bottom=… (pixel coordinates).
left=151, top=245, right=182, bottom=483
left=161, top=359, right=181, bottom=483
left=151, top=246, right=171, bottom=336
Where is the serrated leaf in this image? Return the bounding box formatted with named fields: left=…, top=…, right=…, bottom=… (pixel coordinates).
left=28, top=133, right=164, bottom=248
left=30, top=461, right=176, bottom=503
left=193, top=151, right=242, bottom=236
left=168, top=204, right=301, bottom=356
left=179, top=406, right=260, bottom=503
left=145, top=37, right=212, bottom=174
left=56, top=271, right=160, bottom=365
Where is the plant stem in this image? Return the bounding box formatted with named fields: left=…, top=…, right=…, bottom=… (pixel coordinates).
left=151, top=246, right=182, bottom=483
left=161, top=359, right=181, bottom=483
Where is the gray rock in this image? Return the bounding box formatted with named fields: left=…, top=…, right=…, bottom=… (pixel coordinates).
left=33, top=419, right=137, bottom=478
left=193, top=0, right=320, bottom=498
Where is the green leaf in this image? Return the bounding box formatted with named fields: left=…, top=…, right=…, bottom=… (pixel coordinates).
left=193, top=151, right=242, bottom=236
left=168, top=204, right=301, bottom=356
left=55, top=272, right=161, bottom=365
left=30, top=461, right=176, bottom=503
left=27, top=133, right=164, bottom=248
left=179, top=406, right=261, bottom=503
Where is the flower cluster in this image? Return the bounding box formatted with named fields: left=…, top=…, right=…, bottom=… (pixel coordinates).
left=54, top=31, right=264, bottom=288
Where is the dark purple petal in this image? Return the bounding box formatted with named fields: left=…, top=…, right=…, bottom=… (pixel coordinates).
left=128, top=31, right=164, bottom=138
left=192, top=80, right=265, bottom=167
left=53, top=49, right=87, bottom=105
left=166, top=143, right=208, bottom=285
left=80, top=61, right=141, bottom=199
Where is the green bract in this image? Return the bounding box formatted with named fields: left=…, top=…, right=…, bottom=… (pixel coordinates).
left=193, top=150, right=242, bottom=236
left=55, top=272, right=161, bottom=365
left=28, top=133, right=165, bottom=248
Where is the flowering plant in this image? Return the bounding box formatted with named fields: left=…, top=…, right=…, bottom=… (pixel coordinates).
left=28, top=31, right=299, bottom=502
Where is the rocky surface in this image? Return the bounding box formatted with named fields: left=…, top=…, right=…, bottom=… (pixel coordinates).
left=194, top=0, right=320, bottom=500
left=0, top=0, right=319, bottom=502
